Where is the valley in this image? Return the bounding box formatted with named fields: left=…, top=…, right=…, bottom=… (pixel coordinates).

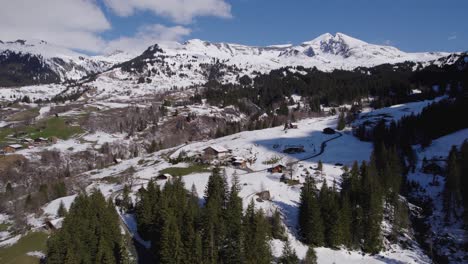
left=0, top=32, right=467, bottom=264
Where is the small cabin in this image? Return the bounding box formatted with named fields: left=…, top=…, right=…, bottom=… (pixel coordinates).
left=323, top=127, right=336, bottom=135
left=232, top=156, right=247, bottom=168
left=203, top=145, right=229, bottom=159
left=256, top=190, right=271, bottom=201
left=45, top=218, right=64, bottom=231
left=268, top=164, right=286, bottom=173
left=156, top=173, right=172, bottom=180
left=3, top=144, right=23, bottom=153
left=34, top=137, right=49, bottom=144
left=284, top=122, right=299, bottom=130
left=21, top=138, right=34, bottom=145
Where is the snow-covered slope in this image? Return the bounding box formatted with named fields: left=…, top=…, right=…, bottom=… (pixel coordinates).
left=83, top=33, right=448, bottom=98
left=0, top=33, right=455, bottom=100
left=408, top=129, right=468, bottom=263
left=0, top=39, right=125, bottom=86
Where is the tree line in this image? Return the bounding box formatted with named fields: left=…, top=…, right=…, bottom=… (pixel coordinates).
left=46, top=191, right=131, bottom=264
left=133, top=168, right=316, bottom=263
left=298, top=146, right=407, bottom=254
left=444, top=142, right=468, bottom=228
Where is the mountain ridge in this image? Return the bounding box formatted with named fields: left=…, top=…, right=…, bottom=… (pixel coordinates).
left=0, top=33, right=456, bottom=89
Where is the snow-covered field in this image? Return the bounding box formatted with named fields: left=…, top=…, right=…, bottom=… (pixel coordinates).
left=68, top=109, right=433, bottom=263
left=355, top=96, right=447, bottom=127
left=408, top=129, right=468, bottom=263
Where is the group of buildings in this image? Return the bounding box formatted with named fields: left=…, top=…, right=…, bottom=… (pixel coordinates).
left=1, top=136, right=57, bottom=154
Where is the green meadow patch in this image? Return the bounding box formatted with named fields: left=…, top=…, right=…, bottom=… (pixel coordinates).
left=159, top=164, right=210, bottom=177
left=0, top=232, right=48, bottom=264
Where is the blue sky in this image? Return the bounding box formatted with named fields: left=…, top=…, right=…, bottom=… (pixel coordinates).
left=99, top=0, right=468, bottom=52
left=1, top=0, right=466, bottom=53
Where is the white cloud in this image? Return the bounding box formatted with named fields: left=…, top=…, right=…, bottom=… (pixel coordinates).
left=0, top=0, right=110, bottom=52
left=105, top=24, right=191, bottom=54
left=0, top=0, right=225, bottom=53
left=383, top=40, right=393, bottom=45
left=448, top=34, right=457, bottom=41
left=103, top=0, right=232, bottom=23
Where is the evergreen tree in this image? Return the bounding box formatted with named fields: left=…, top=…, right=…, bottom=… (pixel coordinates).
left=298, top=176, right=324, bottom=246
left=160, top=212, right=184, bottom=264
left=278, top=240, right=299, bottom=264
left=302, top=247, right=317, bottom=264
left=202, top=168, right=227, bottom=263
left=339, top=194, right=352, bottom=248
left=222, top=174, right=244, bottom=264
left=337, top=112, right=346, bottom=131
left=57, top=201, right=68, bottom=217
left=46, top=191, right=126, bottom=264
left=243, top=200, right=272, bottom=264
left=121, top=184, right=132, bottom=212
left=319, top=182, right=341, bottom=248
left=444, top=146, right=462, bottom=221
left=362, top=158, right=383, bottom=254
left=271, top=209, right=286, bottom=241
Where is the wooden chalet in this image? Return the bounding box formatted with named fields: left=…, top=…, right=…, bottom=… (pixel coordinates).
left=268, top=164, right=286, bottom=173
left=203, top=145, right=229, bottom=159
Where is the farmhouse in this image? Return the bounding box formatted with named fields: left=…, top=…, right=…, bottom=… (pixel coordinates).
left=3, top=144, right=23, bottom=153
left=203, top=145, right=229, bottom=158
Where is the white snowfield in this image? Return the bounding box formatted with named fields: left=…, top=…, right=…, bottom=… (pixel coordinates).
left=355, top=96, right=447, bottom=127
left=0, top=40, right=121, bottom=81
left=83, top=33, right=448, bottom=99
left=0, top=33, right=451, bottom=101
left=43, top=195, right=77, bottom=217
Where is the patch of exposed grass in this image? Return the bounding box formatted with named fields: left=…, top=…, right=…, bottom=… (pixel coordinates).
left=0, top=223, right=10, bottom=232
left=26, top=117, right=83, bottom=140
left=6, top=108, right=39, bottom=122
left=159, top=164, right=210, bottom=177
left=0, top=128, right=14, bottom=144
left=0, top=232, right=48, bottom=264
left=0, top=117, right=82, bottom=144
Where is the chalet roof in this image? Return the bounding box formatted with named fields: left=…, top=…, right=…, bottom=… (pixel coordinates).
left=48, top=217, right=64, bottom=229
left=232, top=156, right=245, bottom=162
left=204, top=145, right=228, bottom=153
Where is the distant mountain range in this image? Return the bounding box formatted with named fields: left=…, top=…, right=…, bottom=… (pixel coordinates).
left=0, top=33, right=462, bottom=88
